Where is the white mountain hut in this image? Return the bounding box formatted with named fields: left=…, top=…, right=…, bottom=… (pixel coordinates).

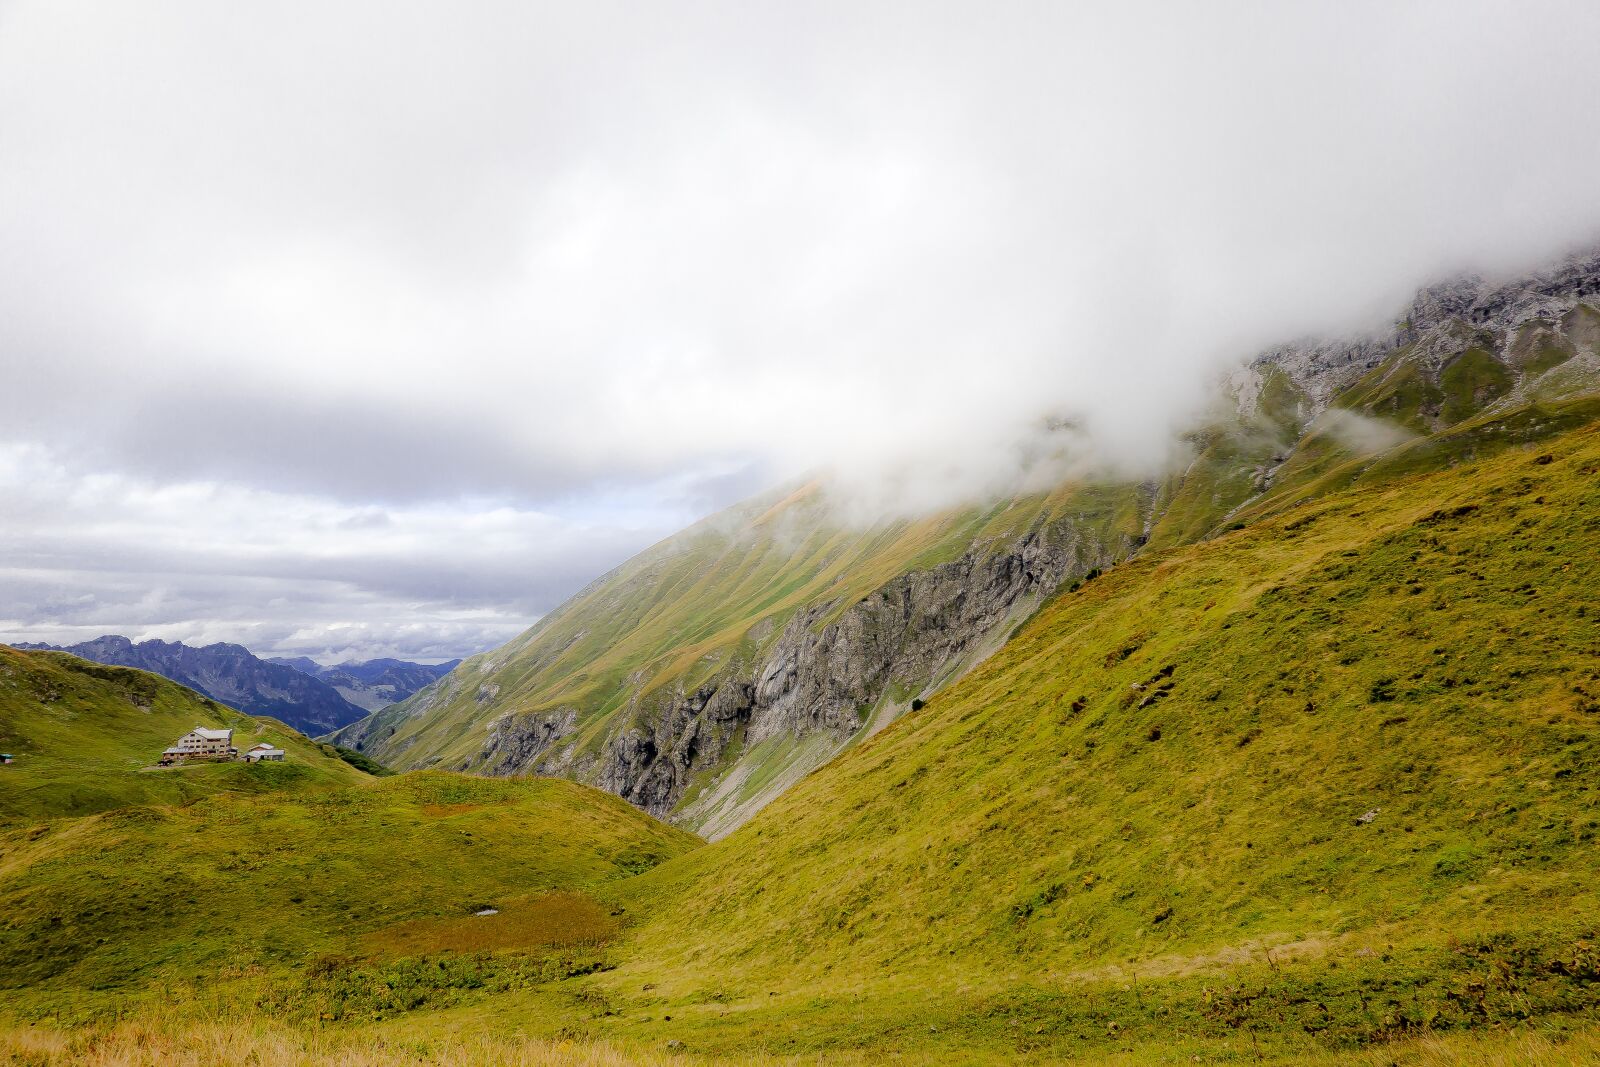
left=244, top=742, right=286, bottom=763
left=158, top=726, right=236, bottom=764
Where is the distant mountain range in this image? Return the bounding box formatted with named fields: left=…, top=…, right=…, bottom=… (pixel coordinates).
left=266, top=656, right=459, bottom=713
left=9, top=636, right=456, bottom=736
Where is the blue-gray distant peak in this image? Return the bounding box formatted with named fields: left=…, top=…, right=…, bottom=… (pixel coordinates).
left=18, top=636, right=366, bottom=735
left=266, top=656, right=461, bottom=714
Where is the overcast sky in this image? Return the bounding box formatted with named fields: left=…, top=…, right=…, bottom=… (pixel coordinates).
left=4, top=1, right=1600, bottom=663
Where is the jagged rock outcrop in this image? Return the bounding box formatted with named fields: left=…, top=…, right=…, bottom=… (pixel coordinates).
left=1254, top=248, right=1600, bottom=415
left=481, top=706, right=578, bottom=773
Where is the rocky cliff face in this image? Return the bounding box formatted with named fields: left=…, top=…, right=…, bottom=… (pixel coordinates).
left=1253, top=249, right=1600, bottom=417
left=475, top=506, right=1139, bottom=830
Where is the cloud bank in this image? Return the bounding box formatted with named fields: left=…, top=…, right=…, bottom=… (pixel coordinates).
left=0, top=442, right=691, bottom=660
left=3, top=2, right=1600, bottom=656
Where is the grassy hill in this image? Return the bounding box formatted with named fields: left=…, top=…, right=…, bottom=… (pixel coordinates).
left=0, top=771, right=699, bottom=1023
left=7, top=261, right=1600, bottom=1064
left=559, top=418, right=1600, bottom=1060
left=0, top=646, right=370, bottom=824
left=4, top=420, right=1598, bottom=1064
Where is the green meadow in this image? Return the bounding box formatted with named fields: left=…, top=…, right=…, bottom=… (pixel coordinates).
left=0, top=647, right=370, bottom=824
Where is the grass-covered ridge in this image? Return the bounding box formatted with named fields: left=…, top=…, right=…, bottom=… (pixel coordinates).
left=569, top=422, right=1600, bottom=1058
left=0, top=646, right=369, bottom=824
left=337, top=479, right=1147, bottom=806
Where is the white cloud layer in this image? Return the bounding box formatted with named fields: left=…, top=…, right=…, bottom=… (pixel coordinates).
left=0, top=443, right=686, bottom=660
left=3, top=2, right=1600, bottom=656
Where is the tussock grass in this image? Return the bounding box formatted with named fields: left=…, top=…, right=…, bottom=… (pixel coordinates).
left=3, top=1015, right=1598, bottom=1065
left=1343, top=1028, right=1600, bottom=1066
left=0, top=1017, right=764, bottom=1066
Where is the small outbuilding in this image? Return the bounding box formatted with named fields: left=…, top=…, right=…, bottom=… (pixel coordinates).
left=244, top=743, right=286, bottom=763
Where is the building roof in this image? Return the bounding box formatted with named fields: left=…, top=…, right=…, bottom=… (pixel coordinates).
left=250, top=747, right=286, bottom=756
left=248, top=742, right=277, bottom=751
left=162, top=747, right=185, bottom=754
left=190, top=727, right=232, bottom=740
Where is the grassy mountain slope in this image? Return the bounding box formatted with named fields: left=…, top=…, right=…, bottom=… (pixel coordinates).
left=339, top=262, right=1600, bottom=839
left=1239, top=391, right=1600, bottom=529
left=0, top=771, right=699, bottom=1021
left=1151, top=307, right=1600, bottom=554
left=0, top=647, right=368, bottom=824
left=1142, top=363, right=1312, bottom=551
left=563, top=420, right=1600, bottom=1059
left=337, top=479, right=1148, bottom=826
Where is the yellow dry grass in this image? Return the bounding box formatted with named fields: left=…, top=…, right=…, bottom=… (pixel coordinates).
left=0, top=1019, right=759, bottom=1066
left=1341, top=1028, right=1600, bottom=1067
left=3, top=1019, right=1598, bottom=1066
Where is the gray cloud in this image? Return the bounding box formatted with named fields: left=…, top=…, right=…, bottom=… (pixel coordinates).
left=3, top=2, right=1600, bottom=656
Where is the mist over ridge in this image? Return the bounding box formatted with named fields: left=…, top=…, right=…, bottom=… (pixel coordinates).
left=4, top=2, right=1600, bottom=656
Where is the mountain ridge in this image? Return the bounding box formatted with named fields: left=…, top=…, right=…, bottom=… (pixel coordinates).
left=266, top=655, right=460, bottom=714
left=582, top=412, right=1600, bottom=1058
left=336, top=248, right=1600, bottom=837
left=14, top=635, right=368, bottom=735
